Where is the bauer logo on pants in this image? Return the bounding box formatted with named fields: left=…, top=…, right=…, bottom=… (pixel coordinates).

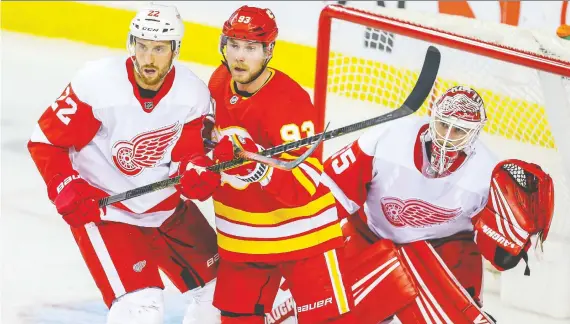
left=297, top=297, right=333, bottom=313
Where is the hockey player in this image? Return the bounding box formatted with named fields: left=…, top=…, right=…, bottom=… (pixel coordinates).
left=320, top=85, right=554, bottom=323
left=27, top=4, right=221, bottom=324
left=181, top=5, right=354, bottom=324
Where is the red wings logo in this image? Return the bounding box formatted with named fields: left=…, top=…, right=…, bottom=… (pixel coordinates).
left=112, top=123, right=181, bottom=176
left=380, top=197, right=462, bottom=228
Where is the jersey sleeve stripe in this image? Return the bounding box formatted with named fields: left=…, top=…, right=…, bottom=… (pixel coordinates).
left=320, top=172, right=361, bottom=215
left=291, top=167, right=317, bottom=195
left=278, top=153, right=323, bottom=195
left=30, top=124, right=54, bottom=145
left=298, top=163, right=322, bottom=186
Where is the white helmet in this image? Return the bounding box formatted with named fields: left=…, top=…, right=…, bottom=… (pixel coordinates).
left=127, top=4, right=185, bottom=59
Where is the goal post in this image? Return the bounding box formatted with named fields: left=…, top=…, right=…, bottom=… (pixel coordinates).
left=314, top=4, right=570, bottom=319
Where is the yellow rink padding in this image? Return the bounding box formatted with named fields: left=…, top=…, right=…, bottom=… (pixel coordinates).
left=0, top=1, right=317, bottom=88
left=1, top=2, right=555, bottom=148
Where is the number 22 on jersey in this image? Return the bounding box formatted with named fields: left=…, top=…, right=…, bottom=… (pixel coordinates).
left=51, top=85, right=78, bottom=125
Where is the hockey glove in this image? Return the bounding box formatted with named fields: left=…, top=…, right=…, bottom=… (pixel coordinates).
left=178, top=154, right=221, bottom=201
left=213, top=134, right=272, bottom=185
left=473, top=159, right=554, bottom=274
left=49, top=174, right=107, bottom=228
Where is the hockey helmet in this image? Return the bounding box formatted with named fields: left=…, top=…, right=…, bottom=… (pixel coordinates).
left=127, top=4, right=185, bottom=57
left=219, top=6, right=278, bottom=60
left=428, top=85, right=487, bottom=175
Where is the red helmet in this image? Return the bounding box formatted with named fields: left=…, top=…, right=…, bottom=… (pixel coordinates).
left=222, top=6, right=278, bottom=44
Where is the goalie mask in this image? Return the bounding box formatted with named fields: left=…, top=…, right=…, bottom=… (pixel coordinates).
left=427, top=86, right=487, bottom=176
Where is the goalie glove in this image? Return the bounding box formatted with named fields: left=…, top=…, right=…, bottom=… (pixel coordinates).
left=213, top=134, right=273, bottom=185
left=472, top=159, right=554, bottom=274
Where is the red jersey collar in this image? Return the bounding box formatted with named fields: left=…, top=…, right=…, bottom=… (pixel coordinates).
left=126, top=58, right=175, bottom=113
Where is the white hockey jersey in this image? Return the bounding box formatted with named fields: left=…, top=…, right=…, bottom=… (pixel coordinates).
left=322, top=116, right=499, bottom=243
left=29, top=56, right=212, bottom=227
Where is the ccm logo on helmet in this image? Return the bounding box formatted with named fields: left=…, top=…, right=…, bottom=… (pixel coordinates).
left=142, top=27, right=159, bottom=32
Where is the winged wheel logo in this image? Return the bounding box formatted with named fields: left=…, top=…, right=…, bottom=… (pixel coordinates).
left=112, top=123, right=181, bottom=176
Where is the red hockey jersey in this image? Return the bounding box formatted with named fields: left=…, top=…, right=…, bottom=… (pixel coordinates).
left=208, top=65, right=342, bottom=262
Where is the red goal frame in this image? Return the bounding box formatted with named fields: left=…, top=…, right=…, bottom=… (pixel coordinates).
left=313, top=4, right=570, bottom=159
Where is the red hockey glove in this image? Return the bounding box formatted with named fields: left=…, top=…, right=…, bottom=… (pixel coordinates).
left=178, top=154, right=221, bottom=201
left=49, top=174, right=107, bottom=228
left=213, top=134, right=272, bottom=185
left=472, top=159, right=554, bottom=274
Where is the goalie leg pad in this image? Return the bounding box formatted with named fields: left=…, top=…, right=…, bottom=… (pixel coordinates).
left=430, top=231, right=483, bottom=305
left=396, top=242, right=495, bottom=324
left=341, top=215, right=492, bottom=323
left=345, top=238, right=418, bottom=324
left=106, top=287, right=164, bottom=324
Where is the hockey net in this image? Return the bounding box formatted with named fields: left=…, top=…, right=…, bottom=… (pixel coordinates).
left=315, top=4, right=570, bottom=319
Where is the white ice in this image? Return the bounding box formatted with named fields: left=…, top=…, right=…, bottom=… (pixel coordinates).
left=1, top=31, right=569, bottom=324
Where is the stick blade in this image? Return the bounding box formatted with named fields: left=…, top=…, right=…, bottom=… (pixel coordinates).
left=402, top=45, right=441, bottom=114
left=237, top=122, right=330, bottom=171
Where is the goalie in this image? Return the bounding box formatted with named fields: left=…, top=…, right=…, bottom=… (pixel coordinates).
left=318, top=85, right=555, bottom=323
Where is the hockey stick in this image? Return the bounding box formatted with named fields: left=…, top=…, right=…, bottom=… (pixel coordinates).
left=234, top=122, right=331, bottom=171
left=98, top=130, right=328, bottom=208
left=98, top=45, right=440, bottom=208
